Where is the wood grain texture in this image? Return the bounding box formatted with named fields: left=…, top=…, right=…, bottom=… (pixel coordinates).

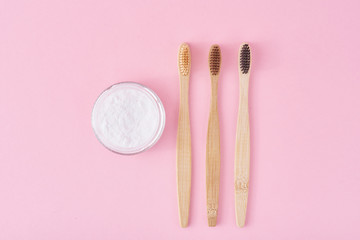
left=206, top=45, right=221, bottom=227
left=235, top=44, right=251, bottom=227
left=176, top=43, right=191, bottom=228
left=206, top=75, right=220, bottom=227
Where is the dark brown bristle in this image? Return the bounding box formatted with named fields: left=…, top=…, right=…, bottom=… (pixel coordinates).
left=178, top=43, right=190, bottom=76
left=239, top=44, right=251, bottom=74
left=209, top=45, right=221, bottom=76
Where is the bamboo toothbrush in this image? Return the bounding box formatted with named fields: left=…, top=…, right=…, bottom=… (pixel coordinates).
left=176, top=43, right=192, bottom=228
left=235, top=43, right=251, bottom=227
left=206, top=44, right=221, bottom=227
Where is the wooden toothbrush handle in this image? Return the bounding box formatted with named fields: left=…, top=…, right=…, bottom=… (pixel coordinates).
left=176, top=77, right=191, bottom=228
left=206, top=79, right=220, bottom=227
left=235, top=76, right=250, bottom=227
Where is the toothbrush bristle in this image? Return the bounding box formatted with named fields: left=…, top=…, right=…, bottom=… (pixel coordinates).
left=239, top=44, right=251, bottom=74
left=178, top=43, right=191, bottom=76
left=209, top=45, right=221, bottom=76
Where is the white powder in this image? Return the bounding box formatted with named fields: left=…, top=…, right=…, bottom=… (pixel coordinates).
left=92, top=83, right=164, bottom=153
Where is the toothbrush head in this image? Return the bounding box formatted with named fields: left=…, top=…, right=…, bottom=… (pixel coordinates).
left=178, top=43, right=191, bottom=77
left=239, top=43, right=251, bottom=74
left=209, top=44, right=221, bottom=76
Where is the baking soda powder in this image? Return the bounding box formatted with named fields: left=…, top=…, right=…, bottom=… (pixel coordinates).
left=92, top=83, right=165, bottom=154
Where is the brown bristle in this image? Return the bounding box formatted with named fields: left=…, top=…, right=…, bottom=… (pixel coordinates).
left=209, top=45, right=221, bottom=76
left=239, top=44, right=251, bottom=74
left=178, top=43, right=191, bottom=76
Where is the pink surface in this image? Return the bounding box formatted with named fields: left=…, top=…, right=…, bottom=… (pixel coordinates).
left=1, top=0, right=360, bottom=239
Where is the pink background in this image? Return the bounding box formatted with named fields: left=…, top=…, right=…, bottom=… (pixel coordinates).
left=1, top=0, right=360, bottom=239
